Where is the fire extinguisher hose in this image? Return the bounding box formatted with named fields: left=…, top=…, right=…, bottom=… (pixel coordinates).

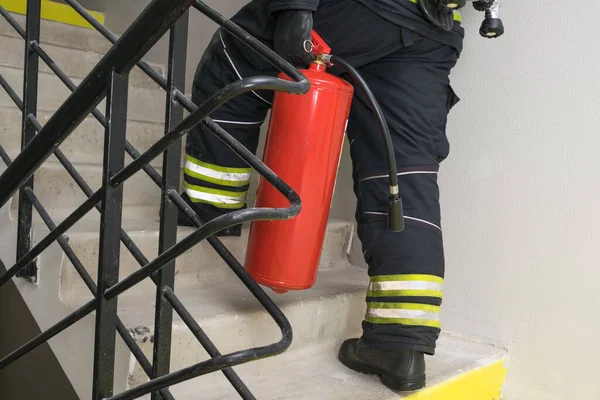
left=328, top=55, right=405, bottom=232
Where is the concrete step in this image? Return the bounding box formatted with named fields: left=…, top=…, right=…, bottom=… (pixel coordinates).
left=0, top=106, right=168, bottom=166
left=0, top=12, right=112, bottom=55
left=15, top=159, right=162, bottom=210
left=114, top=265, right=370, bottom=388
left=161, top=335, right=507, bottom=400
left=0, top=34, right=166, bottom=89
left=0, top=65, right=166, bottom=123
left=58, top=215, right=354, bottom=301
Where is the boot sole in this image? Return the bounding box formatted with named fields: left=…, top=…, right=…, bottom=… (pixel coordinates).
left=338, top=349, right=426, bottom=392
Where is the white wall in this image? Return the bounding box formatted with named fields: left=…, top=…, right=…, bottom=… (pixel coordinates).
left=439, top=1, right=600, bottom=399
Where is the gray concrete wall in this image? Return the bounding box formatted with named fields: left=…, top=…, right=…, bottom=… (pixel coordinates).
left=0, top=272, right=79, bottom=400
left=0, top=199, right=78, bottom=400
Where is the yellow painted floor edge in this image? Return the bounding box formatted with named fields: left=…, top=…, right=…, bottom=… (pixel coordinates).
left=405, top=358, right=508, bottom=400
left=0, top=0, right=104, bottom=29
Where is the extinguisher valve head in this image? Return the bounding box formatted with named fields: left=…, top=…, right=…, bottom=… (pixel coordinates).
left=319, top=54, right=333, bottom=65
left=388, top=195, right=405, bottom=232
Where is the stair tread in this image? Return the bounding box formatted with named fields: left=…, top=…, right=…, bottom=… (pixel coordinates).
left=31, top=204, right=159, bottom=233
left=0, top=33, right=166, bottom=89
left=0, top=64, right=168, bottom=123
left=0, top=105, right=169, bottom=167
left=64, top=263, right=369, bottom=328
left=158, top=335, right=507, bottom=399
left=1, top=12, right=111, bottom=55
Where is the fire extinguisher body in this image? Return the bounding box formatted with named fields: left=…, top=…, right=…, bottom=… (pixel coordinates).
left=244, top=62, right=354, bottom=293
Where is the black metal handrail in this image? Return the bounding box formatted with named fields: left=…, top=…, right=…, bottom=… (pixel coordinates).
left=0, top=0, right=311, bottom=399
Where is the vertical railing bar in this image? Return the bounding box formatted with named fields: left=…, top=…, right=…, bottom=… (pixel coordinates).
left=0, top=5, right=26, bottom=37
left=162, top=288, right=256, bottom=400
left=92, top=70, right=129, bottom=399
left=16, top=0, right=41, bottom=282
left=150, top=10, right=189, bottom=400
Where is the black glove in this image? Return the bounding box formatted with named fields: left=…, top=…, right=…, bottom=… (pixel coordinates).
left=273, top=10, right=315, bottom=67
left=473, top=0, right=494, bottom=11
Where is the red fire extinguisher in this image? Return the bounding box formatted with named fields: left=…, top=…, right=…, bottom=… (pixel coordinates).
left=244, top=32, right=354, bottom=293
left=244, top=31, right=404, bottom=294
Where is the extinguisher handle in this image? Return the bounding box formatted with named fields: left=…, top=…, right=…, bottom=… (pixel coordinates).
left=310, top=30, right=331, bottom=56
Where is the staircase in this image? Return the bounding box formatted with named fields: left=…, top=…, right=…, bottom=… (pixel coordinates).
left=0, top=4, right=508, bottom=400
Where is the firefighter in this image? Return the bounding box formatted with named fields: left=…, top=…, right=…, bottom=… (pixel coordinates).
left=178, top=0, right=465, bottom=392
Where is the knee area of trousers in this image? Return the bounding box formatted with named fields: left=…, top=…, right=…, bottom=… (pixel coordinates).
left=359, top=223, right=445, bottom=275
left=357, top=170, right=442, bottom=222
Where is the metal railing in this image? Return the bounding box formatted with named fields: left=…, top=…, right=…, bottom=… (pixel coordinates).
left=0, top=0, right=310, bottom=399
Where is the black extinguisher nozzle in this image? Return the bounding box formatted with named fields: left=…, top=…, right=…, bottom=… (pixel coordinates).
left=388, top=195, right=405, bottom=232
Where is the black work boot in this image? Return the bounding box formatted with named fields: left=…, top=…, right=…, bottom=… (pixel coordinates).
left=176, top=192, right=242, bottom=237
left=338, top=338, right=426, bottom=392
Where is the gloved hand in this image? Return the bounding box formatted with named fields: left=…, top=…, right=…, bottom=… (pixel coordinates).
left=273, top=9, right=315, bottom=67
left=473, top=0, right=494, bottom=11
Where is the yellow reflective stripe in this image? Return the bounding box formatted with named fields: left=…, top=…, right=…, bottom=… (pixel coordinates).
left=365, top=317, right=441, bottom=329
left=368, top=302, right=440, bottom=313
left=185, top=154, right=251, bottom=174
left=183, top=182, right=246, bottom=210
left=408, top=0, right=462, bottom=22
left=367, top=289, right=444, bottom=298
left=371, top=274, right=443, bottom=284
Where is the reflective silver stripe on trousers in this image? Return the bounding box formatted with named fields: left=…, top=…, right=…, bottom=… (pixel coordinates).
left=219, top=31, right=272, bottom=106
left=184, top=186, right=245, bottom=205
left=363, top=212, right=442, bottom=232
left=360, top=170, right=438, bottom=182
left=369, top=280, right=443, bottom=292
left=366, top=308, right=440, bottom=321
left=185, top=159, right=251, bottom=184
